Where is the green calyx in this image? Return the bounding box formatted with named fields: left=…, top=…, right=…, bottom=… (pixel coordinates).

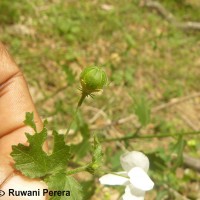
left=80, top=66, right=108, bottom=95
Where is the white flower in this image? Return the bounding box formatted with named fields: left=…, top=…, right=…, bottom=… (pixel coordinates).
left=99, top=151, right=154, bottom=200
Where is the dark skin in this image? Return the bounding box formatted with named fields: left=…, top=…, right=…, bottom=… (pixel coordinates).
left=0, top=43, right=47, bottom=199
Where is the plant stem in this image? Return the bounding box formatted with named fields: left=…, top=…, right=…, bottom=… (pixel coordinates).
left=77, top=93, right=87, bottom=107
left=65, top=108, right=79, bottom=138
left=101, top=130, right=200, bottom=143
left=65, top=93, right=86, bottom=138
left=66, top=164, right=89, bottom=175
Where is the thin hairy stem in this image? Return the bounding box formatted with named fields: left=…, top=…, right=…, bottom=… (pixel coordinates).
left=66, top=164, right=90, bottom=175
left=65, top=93, right=87, bottom=138
left=65, top=108, right=79, bottom=138
left=102, top=130, right=200, bottom=142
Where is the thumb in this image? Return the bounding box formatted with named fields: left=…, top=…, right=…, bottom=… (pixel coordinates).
left=0, top=42, right=48, bottom=198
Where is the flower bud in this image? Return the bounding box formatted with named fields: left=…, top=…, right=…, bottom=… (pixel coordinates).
left=80, top=66, right=108, bottom=95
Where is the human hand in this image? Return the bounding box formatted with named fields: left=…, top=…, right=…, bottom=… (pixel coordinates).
left=0, top=42, right=47, bottom=199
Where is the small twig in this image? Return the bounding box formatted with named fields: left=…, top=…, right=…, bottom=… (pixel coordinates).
left=142, top=0, right=175, bottom=22
left=142, top=0, right=200, bottom=32
left=179, top=114, right=199, bottom=131
left=88, top=106, right=107, bottom=124
left=183, top=153, right=200, bottom=172
left=88, top=93, right=200, bottom=129
left=152, top=93, right=200, bottom=113
left=163, top=183, right=191, bottom=200
left=176, top=21, right=200, bottom=31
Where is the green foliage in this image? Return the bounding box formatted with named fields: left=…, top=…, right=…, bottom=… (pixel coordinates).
left=110, top=70, right=124, bottom=86
left=55, top=18, right=81, bottom=42
left=160, top=0, right=200, bottom=21
left=133, top=96, right=151, bottom=127
left=46, top=173, right=83, bottom=200
left=62, top=66, right=75, bottom=86
left=11, top=112, right=104, bottom=199
left=162, top=83, right=183, bottom=101
left=147, top=137, right=187, bottom=196
left=155, top=191, right=169, bottom=200
left=147, top=151, right=167, bottom=172
left=110, top=150, right=124, bottom=171
left=11, top=113, right=71, bottom=178
left=169, top=136, right=186, bottom=170
left=0, top=0, right=20, bottom=24
left=0, top=0, right=35, bottom=25
left=124, top=33, right=136, bottom=49
left=149, top=137, right=186, bottom=173
left=81, top=180, right=96, bottom=200
left=124, top=67, right=135, bottom=86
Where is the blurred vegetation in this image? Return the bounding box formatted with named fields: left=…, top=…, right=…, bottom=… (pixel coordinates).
left=1, top=0, right=200, bottom=199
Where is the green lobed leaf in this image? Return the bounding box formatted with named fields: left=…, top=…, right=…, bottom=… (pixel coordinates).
left=23, top=112, right=37, bottom=131
left=11, top=129, right=70, bottom=178
left=46, top=173, right=83, bottom=200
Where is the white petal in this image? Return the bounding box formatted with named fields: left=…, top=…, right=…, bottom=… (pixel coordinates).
left=120, top=151, right=149, bottom=172
left=127, top=183, right=146, bottom=196
left=128, top=167, right=154, bottom=191
left=122, top=185, right=145, bottom=200
left=99, top=173, right=129, bottom=186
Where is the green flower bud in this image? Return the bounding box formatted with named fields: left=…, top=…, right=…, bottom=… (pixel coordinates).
left=77, top=66, right=108, bottom=107
left=80, top=66, right=108, bottom=95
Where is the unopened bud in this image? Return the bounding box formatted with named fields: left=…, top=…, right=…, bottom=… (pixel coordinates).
left=80, top=66, right=108, bottom=95
left=78, top=66, right=108, bottom=107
